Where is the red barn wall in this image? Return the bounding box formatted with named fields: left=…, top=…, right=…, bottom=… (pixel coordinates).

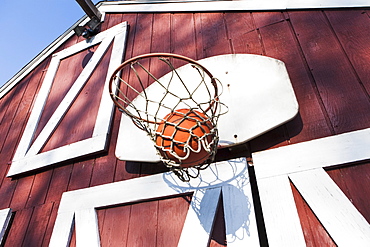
left=0, top=9, right=369, bottom=246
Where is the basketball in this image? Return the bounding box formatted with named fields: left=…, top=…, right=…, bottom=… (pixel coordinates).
left=155, top=109, right=214, bottom=168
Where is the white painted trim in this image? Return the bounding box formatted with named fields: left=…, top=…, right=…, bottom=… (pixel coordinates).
left=253, top=127, right=370, bottom=179
left=8, top=22, right=128, bottom=177
left=256, top=175, right=306, bottom=246
left=178, top=187, right=221, bottom=246
left=0, top=208, right=12, bottom=245
left=75, top=208, right=100, bottom=247
left=252, top=127, right=370, bottom=246
left=25, top=37, right=113, bottom=157
left=10, top=136, right=107, bottom=176
left=49, top=159, right=260, bottom=247
left=290, top=168, right=370, bottom=246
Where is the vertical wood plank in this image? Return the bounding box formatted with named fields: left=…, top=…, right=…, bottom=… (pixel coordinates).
left=224, top=12, right=263, bottom=55
left=152, top=13, right=171, bottom=53
left=132, top=13, right=153, bottom=57
left=3, top=207, right=33, bottom=247
left=197, top=13, right=231, bottom=59
left=325, top=10, right=370, bottom=95
left=126, top=200, right=158, bottom=246
left=171, top=13, right=197, bottom=58
left=327, top=163, right=370, bottom=223
left=67, top=160, right=94, bottom=191
left=255, top=17, right=333, bottom=146
left=26, top=170, right=53, bottom=207
left=157, top=196, right=190, bottom=246
left=121, top=13, right=138, bottom=61
left=45, top=166, right=72, bottom=203
left=0, top=59, right=49, bottom=209
left=9, top=176, right=35, bottom=211
left=98, top=206, right=131, bottom=247
left=22, top=202, right=54, bottom=247
left=41, top=202, right=59, bottom=247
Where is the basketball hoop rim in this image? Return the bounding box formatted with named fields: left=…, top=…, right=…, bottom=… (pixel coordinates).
left=108, top=53, right=220, bottom=123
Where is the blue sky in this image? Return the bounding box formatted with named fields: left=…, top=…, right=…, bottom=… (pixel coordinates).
left=0, top=0, right=99, bottom=87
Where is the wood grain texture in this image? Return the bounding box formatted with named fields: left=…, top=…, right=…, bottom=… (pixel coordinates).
left=157, top=196, right=190, bottom=246
left=45, top=166, right=72, bottom=203
left=198, top=13, right=231, bottom=59
left=224, top=12, right=263, bottom=55
left=324, top=10, right=370, bottom=96
left=67, top=160, right=94, bottom=191
left=171, top=13, right=197, bottom=58
left=289, top=10, right=370, bottom=134
left=22, top=202, right=54, bottom=247
left=255, top=15, right=332, bottom=147
left=126, top=200, right=158, bottom=246
left=26, top=170, right=53, bottom=208
left=327, top=163, right=370, bottom=223
left=252, top=11, right=285, bottom=29
left=0, top=59, right=49, bottom=208
left=98, top=206, right=131, bottom=247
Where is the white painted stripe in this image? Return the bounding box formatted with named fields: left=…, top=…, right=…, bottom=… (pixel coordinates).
left=0, top=208, right=12, bottom=245
left=178, top=187, right=221, bottom=246
left=93, top=23, right=128, bottom=137
left=25, top=37, right=113, bottom=157
left=75, top=208, right=100, bottom=247
left=8, top=135, right=106, bottom=177
left=253, top=128, right=370, bottom=179
left=50, top=160, right=259, bottom=247
left=290, top=168, right=370, bottom=246
left=257, top=175, right=306, bottom=246
left=9, top=22, right=128, bottom=177
left=49, top=211, right=75, bottom=247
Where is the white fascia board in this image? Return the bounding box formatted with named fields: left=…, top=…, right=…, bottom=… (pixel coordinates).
left=1, top=0, right=369, bottom=99
left=100, top=0, right=370, bottom=13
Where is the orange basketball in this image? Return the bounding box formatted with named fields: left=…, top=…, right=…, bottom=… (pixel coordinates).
left=155, top=109, right=214, bottom=168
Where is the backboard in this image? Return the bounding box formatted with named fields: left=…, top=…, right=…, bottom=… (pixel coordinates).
left=115, top=54, right=299, bottom=162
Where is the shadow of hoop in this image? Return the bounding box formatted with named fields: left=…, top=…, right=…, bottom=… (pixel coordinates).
left=163, top=156, right=252, bottom=243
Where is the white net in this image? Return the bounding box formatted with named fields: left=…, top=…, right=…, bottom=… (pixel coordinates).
left=109, top=53, right=227, bottom=181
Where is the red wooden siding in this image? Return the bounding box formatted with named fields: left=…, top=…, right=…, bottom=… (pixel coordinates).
left=0, top=9, right=369, bottom=246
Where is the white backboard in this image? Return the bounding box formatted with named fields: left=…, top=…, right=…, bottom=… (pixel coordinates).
left=115, top=54, right=298, bottom=162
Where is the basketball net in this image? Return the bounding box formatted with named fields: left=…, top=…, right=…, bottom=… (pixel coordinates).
left=109, top=53, right=227, bottom=181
